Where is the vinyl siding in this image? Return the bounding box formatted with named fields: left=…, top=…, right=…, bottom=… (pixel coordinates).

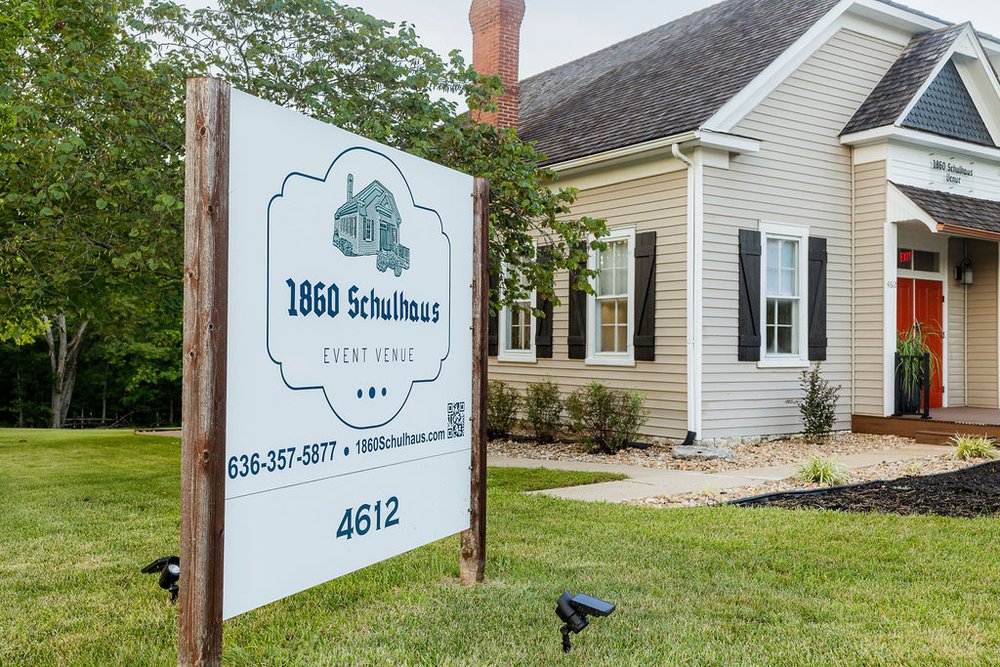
left=700, top=29, right=902, bottom=438
left=853, top=161, right=888, bottom=416
left=965, top=240, right=999, bottom=408
left=488, top=170, right=689, bottom=439
left=947, top=237, right=967, bottom=407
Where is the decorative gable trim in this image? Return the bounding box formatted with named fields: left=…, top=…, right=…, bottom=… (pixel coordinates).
left=886, top=25, right=1000, bottom=147
left=902, top=61, right=994, bottom=147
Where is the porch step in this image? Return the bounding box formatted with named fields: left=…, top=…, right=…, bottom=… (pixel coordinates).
left=912, top=431, right=955, bottom=446
left=853, top=414, right=1000, bottom=445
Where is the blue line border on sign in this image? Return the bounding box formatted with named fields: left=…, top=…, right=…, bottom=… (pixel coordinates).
left=264, top=146, right=454, bottom=431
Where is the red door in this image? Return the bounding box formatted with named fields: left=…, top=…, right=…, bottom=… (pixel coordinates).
left=897, top=278, right=944, bottom=409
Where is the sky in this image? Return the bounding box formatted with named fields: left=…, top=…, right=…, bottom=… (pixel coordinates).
left=176, top=1, right=1000, bottom=80
left=347, top=0, right=1000, bottom=80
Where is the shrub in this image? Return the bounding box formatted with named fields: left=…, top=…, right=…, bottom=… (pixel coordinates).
left=565, top=381, right=647, bottom=454
left=951, top=434, right=1000, bottom=461
left=796, top=456, right=848, bottom=486
left=787, top=362, right=840, bottom=438
left=486, top=381, right=519, bottom=440
left=524, top=379, right=563, bottom=443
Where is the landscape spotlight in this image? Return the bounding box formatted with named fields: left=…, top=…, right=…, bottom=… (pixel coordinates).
left=142, top=556, right=180, bottom=603
left=555, top=592, right=616, bottom=652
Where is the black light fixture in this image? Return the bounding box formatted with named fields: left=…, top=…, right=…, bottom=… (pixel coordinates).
left=956, top=257, right=974, bottom=285
left=142, top=556, right=180, bottom=603
left=555, top=592, right=616, bottom=652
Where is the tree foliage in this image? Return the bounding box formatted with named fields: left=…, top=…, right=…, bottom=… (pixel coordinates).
left=0, top=0, right=186, bottom=424
left=142, top=0, right=606, bottom=307
left=1, top=0, right=606, bottom=426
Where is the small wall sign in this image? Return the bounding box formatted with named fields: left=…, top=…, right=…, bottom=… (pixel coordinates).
left=930, top=155, right=975, bottom=186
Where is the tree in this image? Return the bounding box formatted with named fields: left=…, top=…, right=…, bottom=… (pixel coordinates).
left=142, top=0, right=606, bottom=308
left=1, top=0, right=605, bottom=427
left=0, top=0, right=185, bottom=426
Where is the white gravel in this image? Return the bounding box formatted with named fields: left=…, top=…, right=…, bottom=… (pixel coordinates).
left=489, top=432, right=918, bottom=473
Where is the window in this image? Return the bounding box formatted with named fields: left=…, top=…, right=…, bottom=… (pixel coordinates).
left=760, top=223, right=809, bottom=366
left=342, top=216, right=357, bottom=238
left=498, top=270, right=535, bottom=362
left=364, top=220, right=374, bottom=242
left=587, top=228, right=635, bottom=364
left=898, top=248, right=940, bottom=273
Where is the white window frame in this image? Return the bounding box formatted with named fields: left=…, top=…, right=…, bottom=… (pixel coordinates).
left=497, top=270, right=537, bottom=363
left=758, top=221, right=810, bottom=369
left=586, top=227, right=636, bottom=366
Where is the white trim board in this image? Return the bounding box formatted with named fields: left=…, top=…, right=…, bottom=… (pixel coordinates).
left=684, top=148, right=703, bottom=436
left=843, top=127, right=1000, bottom=163
left=883, top=220, right=899, bottom=417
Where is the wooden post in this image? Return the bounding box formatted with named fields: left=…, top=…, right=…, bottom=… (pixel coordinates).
left=179, top=77, right=231, bottom=667
left=460, top=177, right=489, bottom=585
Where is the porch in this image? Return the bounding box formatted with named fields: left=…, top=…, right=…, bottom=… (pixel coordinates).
left=854, top=181, right=1000, bottom=427
left=853, top=408, right=1000, bottom=445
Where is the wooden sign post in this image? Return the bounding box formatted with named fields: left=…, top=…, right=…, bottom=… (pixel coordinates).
left=179, top=77, right=230, bottom=667
left=460, top=178, right=489, bottom=586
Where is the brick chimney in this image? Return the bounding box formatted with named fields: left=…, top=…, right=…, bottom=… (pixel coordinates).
left=469, top=0, right=525, bottom=130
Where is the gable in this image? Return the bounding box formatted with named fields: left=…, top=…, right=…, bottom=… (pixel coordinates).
left=841, top=24, right=964, bottom=136
left=517, top=0, right=842, bottom=166
left=902, top=61, right=996, bottom=146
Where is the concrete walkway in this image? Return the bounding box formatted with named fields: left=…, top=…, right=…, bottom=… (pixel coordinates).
left=488, top=443, right=944, bottom=503
left=142, top=428, right=942, bottom=503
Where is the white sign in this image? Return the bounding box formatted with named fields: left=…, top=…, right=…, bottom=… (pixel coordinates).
left=223, top=90, right=473, bottom=619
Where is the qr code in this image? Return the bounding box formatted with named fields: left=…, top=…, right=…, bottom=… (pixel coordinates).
left=447, top=401, right=466, bottom=439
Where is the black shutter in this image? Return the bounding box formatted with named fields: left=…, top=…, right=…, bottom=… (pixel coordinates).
left=738, top=229, right=762, bottom=362
left=633, top=232, right=656, bottom=361
left=535, top=246, right=554, bottom=358
left=567, top=241, right=588, bottom=359
left=808, top=237, right=828, bottom=361
left=488, top=267, right=499, bottom=357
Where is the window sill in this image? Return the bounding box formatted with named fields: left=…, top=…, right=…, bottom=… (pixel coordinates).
left=757, top=357, right=809, bottom=369
left=498, top=352, right=536, bottom=364
left=585, top=355, right=636, bottom=368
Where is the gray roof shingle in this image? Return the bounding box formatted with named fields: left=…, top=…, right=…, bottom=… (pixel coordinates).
left=517, top=0, right=998, bottom=165
left=841, top=24, right=965, bottom=136
left=518, top=0, right=842, bottom=165
left=893, top=182, right=1000, bottom=236
left=902, top=61, right=996, bottom=147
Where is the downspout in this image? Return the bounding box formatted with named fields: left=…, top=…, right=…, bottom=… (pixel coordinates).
left=850, top=154, right=856, bottom=417
left=964, top=239, right=969, bottom=405
left=674, top=143, right=702, bottom=441
left=672, top=143, right=694, bottom=169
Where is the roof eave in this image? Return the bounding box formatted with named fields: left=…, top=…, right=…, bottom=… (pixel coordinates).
left=841, top=125, right=1000, bottom=160
left=937, top=223, right=1000, bottom=242
left=547, top=130, right=761, bottom=174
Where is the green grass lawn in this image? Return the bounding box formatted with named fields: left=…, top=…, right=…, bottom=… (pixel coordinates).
left=1, top=429, right=998, bottom=666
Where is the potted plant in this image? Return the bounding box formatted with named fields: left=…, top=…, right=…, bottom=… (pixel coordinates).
left=895, top=323, right=937, bottom=415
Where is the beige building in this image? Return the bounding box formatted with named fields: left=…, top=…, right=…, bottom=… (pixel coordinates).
left=471, top=0, right=1000, bottom=443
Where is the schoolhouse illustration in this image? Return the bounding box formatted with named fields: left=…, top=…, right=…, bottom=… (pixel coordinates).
left=333, top=173, right=410, bottom=276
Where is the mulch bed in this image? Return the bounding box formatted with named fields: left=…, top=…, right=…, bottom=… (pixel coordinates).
left=734, top=461, right=1000, bottom=518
